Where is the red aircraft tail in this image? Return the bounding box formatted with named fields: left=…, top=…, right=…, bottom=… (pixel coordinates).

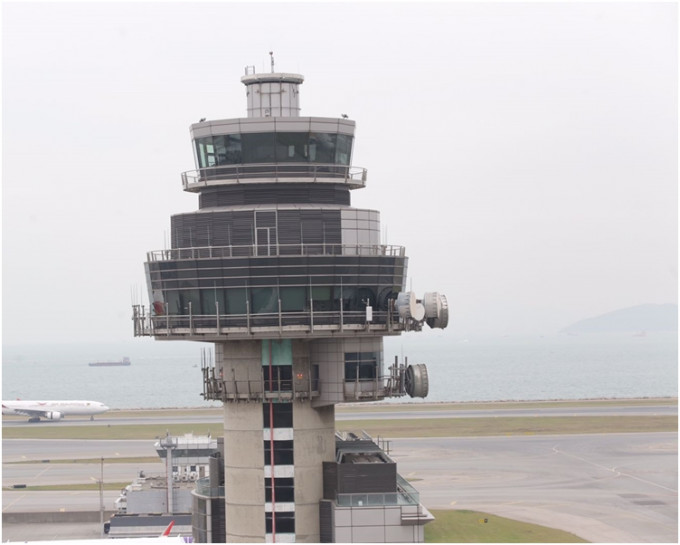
left=161, top=520, right=175, bottom=537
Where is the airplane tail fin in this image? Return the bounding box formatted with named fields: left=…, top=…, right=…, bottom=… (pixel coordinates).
left=161, top=520, right=175, bottom=537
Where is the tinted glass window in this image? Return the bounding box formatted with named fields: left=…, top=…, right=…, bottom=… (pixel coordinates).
left=280, top=286, right=306, bottom=311
left=242, top=133, right=276, bottom=163
left=200, top=288, right=223, bottom=315
left=264, top=440, right=295, bottom=466
left=265, top=477, right=295, bottom=502
left=309, top=132, right=335, bottom=163
left=165, top=291, right=181, bottom=315
left=335, top=134, right=352, bottom=165
left=263, top=402, right=293, bottom=428
left=226, top=288, right=247, bottom=314
left=264, top=365, right=293, bottom=392
left=178, top=289, right=200, bottom=313
left=311, top=286, right=331, bottom=301
left=196, top=139, right=216, bottom=168
left=345, top=352, right=377, bottom=381
left=252, top=287, right=278, bottom=313
left=194, top=132, right=353, bottom=167
left=275, top=132, right=309, bottom=162
left=215, top=134, right=242, bottom=165
left=266, top=512, right=295, bottom=533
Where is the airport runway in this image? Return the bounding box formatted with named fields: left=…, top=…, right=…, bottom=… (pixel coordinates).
left=339, top=404, right=677, bottom=420
left=3, top=431, right=677, bottom=542
left=2, top=402, right=676, bottom=428
left=391, top=432, right=677, bottom=543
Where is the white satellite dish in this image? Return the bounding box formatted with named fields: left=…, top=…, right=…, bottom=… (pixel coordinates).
left=423, top=292, right=449, bottom=329
left=396, top=292, right=416, bottom=320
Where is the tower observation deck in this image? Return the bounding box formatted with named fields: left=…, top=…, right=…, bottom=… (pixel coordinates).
left=133, top=62, right=448, bottom=542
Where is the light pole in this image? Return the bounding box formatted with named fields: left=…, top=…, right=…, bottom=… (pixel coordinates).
left=99, top=457, right=104, bottom=537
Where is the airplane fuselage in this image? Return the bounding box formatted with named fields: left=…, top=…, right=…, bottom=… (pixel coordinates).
left=1, top=400, right=110, bottom=422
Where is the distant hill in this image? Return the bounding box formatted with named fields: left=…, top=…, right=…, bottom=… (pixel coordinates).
left=561, top=304, right=678, bottom=334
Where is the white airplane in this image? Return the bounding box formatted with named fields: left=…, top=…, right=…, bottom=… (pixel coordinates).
left=15, top=520, right=191, bottom=543
left=1, top=399, right=110, bottom=422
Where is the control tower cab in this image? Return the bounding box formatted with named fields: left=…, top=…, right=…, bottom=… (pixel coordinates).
left=133, top=60, right=448, bottom=543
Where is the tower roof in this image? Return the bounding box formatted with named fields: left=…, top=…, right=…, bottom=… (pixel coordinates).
left=240, top=73, right=304, bottom=86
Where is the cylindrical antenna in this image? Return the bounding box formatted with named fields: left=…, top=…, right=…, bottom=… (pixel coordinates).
left=269, top=51, right=275, bottom=73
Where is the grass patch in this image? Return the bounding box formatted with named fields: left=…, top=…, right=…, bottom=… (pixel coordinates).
left=4, top=398, right=673, bottom=423
left=106, top=408, right=222, bottom=419
left=425, top=509, right=588, bottom=543
left=4, top=482, right=131, bottom=492
left=337, top=415, right=677, bottom=438
left=2, top=415, right=675, bottom=440
left=338, top=397, right=678, bottom=413
left=1, top=423, right=223, bottom=440
left=6, top=457, right=160, bottom=465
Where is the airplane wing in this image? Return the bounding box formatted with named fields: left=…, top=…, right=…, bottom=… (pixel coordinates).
left=2, top=403, right=63, bottom=421
left=7, top=408, right=50, bottom=418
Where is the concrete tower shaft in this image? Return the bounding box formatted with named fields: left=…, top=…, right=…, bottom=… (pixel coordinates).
left=133, top=63, right=448, bottom=543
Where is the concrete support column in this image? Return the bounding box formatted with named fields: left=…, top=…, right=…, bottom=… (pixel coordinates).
left=219, top=341, right=266, bottom=542
left=292, top=402, right=335, bottom=542
left=217, top=339, right=341, bottom=542
left=224, top=401, right=266, bottom=542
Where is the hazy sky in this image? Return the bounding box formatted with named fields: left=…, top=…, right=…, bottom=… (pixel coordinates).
left=2, top=1, right=677, bottom=345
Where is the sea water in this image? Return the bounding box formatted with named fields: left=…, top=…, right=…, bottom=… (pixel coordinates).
left=388, top=332, right=678, bottom=403
left=2, top=333, right=677, bottom=409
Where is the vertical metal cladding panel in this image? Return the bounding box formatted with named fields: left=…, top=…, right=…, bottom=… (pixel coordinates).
left=210, top=213, right=233, bottom=247
left=209, top=454, right=224, bottom=488
left=195, top=214, right=216, bottom=247
left=210, top=497, right=226, bottom=543
left=231, top=210, right=255, bottom=247
left=171, top=210, right=255, bottom=249
left=322, top=461, right=338, bottom=500
left=171, top=209, right=343, bottom=250
left=200, top=188, right=242, bottom=208
left=170, top=213, right=203, bottom=248
left=319, top=500, right=334, bottom=543
left=277, top=211, right=303, bottom=247
left=277, top=209, right=342, bottom=247
left=198, top=185, right=350, bottom=209
left=324, top=210, right=342, bottom=244
left=336, top=463, right=397, bottom=494
left=170, top=214, right=184, bottom=248
left=191, top=496, right=207, bottom=544
left=298, top=210, right=342, bottom=245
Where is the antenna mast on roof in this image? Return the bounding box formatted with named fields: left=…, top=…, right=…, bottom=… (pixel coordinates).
left=269, top=51, right=275, bottom=73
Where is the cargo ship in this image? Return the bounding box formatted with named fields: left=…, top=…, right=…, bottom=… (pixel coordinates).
left=88, top=357, right=131, bottom=367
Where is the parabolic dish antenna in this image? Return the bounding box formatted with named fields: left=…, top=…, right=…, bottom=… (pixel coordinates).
left=405, top=363, right=429, bottom=398
left=396, top=292, right=425, bottom=322
left=424, top=292, right=449, bottom=329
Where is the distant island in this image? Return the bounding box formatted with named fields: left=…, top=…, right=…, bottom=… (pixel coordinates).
left=561, top=303, right=678, bottom=334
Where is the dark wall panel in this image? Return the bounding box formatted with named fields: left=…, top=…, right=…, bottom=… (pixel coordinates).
left=319, top=500, right=333, bottom=543
left=171, top=209, right=342, bottom=249
left=199, top=184, right=350, bottom=208
left=336, top=463, right=397, bottom=494
left=322, top=462, right=338, bottom=500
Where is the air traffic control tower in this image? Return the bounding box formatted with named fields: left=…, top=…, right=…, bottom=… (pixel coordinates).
left=133, top=61, right=449, bottom=542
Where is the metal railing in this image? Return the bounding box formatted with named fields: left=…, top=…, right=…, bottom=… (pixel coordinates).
left=202, top=366, right=321, bottom=403
left=181, top=163, right=367, bottom=190
left=132, top=304, right=406, bottom=340
left=201, top=370, right=407, bottom=403
left=396, top=474, right=421, bottom=504
left=146, top=243, right=405, bottom=262
left=336, top=480, right=420, bottom=507
left=194, top=477, right=224, bottom=499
